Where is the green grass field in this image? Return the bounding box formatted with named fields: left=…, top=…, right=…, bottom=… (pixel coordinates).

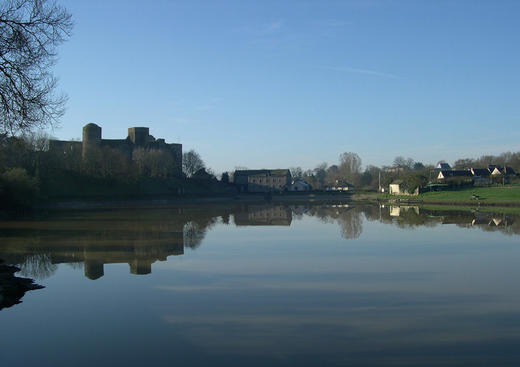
left=376, top=186, right=520, bottom=205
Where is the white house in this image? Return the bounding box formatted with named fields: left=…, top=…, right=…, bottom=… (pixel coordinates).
left=326, top=179, right=354, bottom=191
left=288, top=180, right=311, bottom=191
left=389, top=180, right=419, bottom=195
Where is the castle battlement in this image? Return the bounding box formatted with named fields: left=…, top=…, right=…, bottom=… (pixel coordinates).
left=49, top=123, right=182, bottom=177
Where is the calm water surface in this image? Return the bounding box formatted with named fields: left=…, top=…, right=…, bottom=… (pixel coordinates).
left=1, top=203, right=520, bottom=366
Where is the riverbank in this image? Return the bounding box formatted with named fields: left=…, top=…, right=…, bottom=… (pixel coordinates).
left=352, top=186, right=520, bottom=207
left=7, top=185, right=520, bottom=212
left=27, top=192, right=353, bottom=210
left=0, top=260, right=44, bottom=310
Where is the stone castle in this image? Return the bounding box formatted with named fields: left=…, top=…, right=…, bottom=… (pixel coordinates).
left=49, top=123, right=182, bottom=176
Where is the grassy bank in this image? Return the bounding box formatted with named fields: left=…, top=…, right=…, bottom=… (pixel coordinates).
left=353, top=186, right=520, bottom=206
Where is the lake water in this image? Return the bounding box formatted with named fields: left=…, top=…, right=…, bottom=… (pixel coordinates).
left=1, top=203, right=520, bottom=366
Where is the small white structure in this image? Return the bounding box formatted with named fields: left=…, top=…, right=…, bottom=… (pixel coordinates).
left=389, top=180, right=419, bottom=196
left=326, top=179, right=354, bottom=191
left=288, top=180, right=311, bottom=191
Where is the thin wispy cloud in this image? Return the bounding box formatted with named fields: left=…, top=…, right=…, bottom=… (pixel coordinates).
left=198, top=97, right=223, bottom=111
left=234, top=19, right=285, bottom=36
left=312, top=19, right=352, bottom=27
left=261, top=20, right=284, bottom=34
left=321, top=66, right=400, bottom=79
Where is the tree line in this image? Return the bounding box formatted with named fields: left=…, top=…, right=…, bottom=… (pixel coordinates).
left=288, top=151, right=520, bottom=192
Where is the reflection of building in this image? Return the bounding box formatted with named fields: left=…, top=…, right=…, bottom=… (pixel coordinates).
left=390, top=206, right=401, bottom=217
left=0, top=210, right=187, bottom=280
left=234, top=205, right=292, bottom=226
left=1, top=236, right=185, bottom=281
left=389, top=206, right=420, bottom=217
left=79, top=240, right=184, bottom=279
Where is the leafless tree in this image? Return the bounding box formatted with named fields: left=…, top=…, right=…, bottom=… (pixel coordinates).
left=182, top=149, right=205, bottom=178
left=0, top=0, right=73, bottom=135
left=290, top=166, right=303, bottom=179
left=339, top=152, right=362, bottom=184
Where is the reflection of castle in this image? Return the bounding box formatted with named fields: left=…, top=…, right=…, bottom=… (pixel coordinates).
left=1, top=235, right=185, bottom=280
left=0, top=209, right=186, bottom=280
left=80, top=240, right=184, bottom=280
left=233, top=205, right=292, bottom=226
left=1, top=204, right=518, bottom=285
left=0, top=205, right=297, bottom=280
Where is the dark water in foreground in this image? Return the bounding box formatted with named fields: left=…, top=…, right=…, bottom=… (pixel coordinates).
left=1, top=203, right=520, bottom=366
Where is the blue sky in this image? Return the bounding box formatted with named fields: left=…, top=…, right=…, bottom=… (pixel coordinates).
left=52, top=0, right=520, bottom=173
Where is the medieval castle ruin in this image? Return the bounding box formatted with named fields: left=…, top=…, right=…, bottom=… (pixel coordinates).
left=49, top=123, right=182, bottom=176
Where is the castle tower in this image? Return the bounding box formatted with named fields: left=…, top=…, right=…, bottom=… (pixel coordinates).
left=82, top=123, right=102, bottom=159
left=129, top=259, right=152, bottom=275
left=84, top=260, right=104, bottom=280
left=128, top=127, right=149, bottom=146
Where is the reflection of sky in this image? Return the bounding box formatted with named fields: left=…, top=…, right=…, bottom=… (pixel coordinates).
left=2, top=213, right=520, bottom=366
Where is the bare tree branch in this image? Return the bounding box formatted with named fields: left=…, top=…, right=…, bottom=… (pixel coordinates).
left=0, top=0, right=72, bottom=135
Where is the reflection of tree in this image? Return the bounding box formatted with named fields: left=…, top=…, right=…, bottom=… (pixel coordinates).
left=505, top=219, right=520, bottom=236
left=183, top=217, right=218, bottom=249
left=393, top=208, right=434, bottom=229
left=306, top=206, right=363, bottom=240
left=306, top=207, right=336, bottom=224
left=18, top=253, right=57, bottom=280
left=66, top=262, right=84, bottom=270
left=221, top=214, right=230, bottom=225
left=361, top=205, right=381, bottom=222
left=337, top=209, right=363, bottom=240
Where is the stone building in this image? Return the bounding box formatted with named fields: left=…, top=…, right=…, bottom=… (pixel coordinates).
left=49, top=123, right=182, bottom=176
left=234, top=169, right=292, bottom=192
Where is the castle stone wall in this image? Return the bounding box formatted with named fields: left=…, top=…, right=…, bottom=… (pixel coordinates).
left=48, top=123, right=183, bottom=177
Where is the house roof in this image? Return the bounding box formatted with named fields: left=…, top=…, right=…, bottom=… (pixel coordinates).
left=471, top=168, right=491, bottom=177
left=235, top=169, right=290, bottom=177
left=437, top=163, right=451, bottom=170
left=492, top=166, right=517, bottom=175
left=439, top=170, right=472, bottom=178
left=292, top=180, right=310, bottom=187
